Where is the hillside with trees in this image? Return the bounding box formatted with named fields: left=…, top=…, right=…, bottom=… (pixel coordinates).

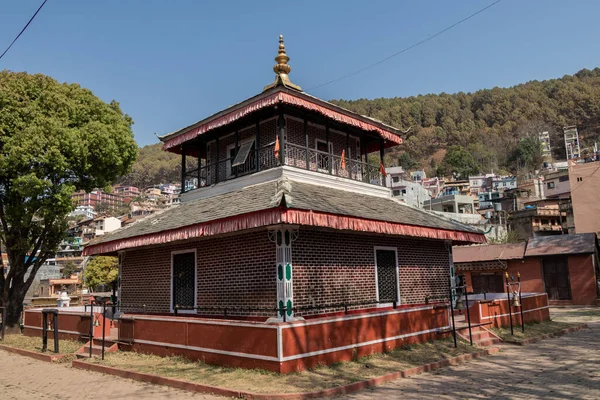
left=331, top=68, right=600, bottom=178
left=119, top=142, right=181, bottom=188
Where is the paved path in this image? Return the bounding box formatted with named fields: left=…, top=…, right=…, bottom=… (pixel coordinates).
left=343, top=322, right=600, bottom=399
left=0, top=351, right=220, bottom=400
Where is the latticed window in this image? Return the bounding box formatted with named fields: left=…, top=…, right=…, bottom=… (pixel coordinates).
left=376, top=249, right=398, bottom=303
left=172, top=251, right=196, bottom=310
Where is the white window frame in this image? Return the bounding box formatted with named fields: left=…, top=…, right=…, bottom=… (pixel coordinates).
left=373, top=246, right=401, bottom=307
left=226, top=136, right=256, bottom=178
left=170, top=249, right=198, bottom=314
left=315, top=139, right=333, bottom=173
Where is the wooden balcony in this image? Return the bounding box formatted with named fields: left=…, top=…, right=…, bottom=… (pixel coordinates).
left=183, top=142, right=384, bottom=192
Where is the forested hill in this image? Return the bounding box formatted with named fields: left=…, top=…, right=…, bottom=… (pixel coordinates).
left=119, top=142, right=180, bottom=188
left=121, top=68, right=600, bottom=187
left=331, top=68, right=600, bottom=177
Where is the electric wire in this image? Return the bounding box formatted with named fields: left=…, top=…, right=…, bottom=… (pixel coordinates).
left=0, top=0, right=49, bottom=62
left=307, top=0, right=503, bottom=91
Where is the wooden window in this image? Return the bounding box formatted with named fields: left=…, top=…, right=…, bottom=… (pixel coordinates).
left=472, top=273, right=504, bottom=293
left=171, top=250, right=197, bottom=312
left=374, top=247, right=400, bottom=304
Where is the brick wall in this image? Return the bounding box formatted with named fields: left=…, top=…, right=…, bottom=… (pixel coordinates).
left=120, top=227, right=451, bottom=318
left=120, top=230, right=276, bottom=316
left=293, top=229, right=450, bottom=316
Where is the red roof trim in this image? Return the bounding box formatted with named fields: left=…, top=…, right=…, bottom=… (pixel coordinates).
left=83, top=208, right=485, bottom=256
left=282, top=209, right=487, bottom=244
left=162, top=91, right=402, bottom=152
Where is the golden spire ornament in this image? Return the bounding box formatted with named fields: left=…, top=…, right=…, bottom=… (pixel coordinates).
left=263, top=35, right=302, bottom=92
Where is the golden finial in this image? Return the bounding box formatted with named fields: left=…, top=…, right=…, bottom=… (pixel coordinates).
left=263, top=34, right=302, bottom=92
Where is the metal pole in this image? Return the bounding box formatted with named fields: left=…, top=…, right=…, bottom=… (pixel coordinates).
left=53, top=312, right=59, bottom=354
left=505, top=272, right=514, bottom=336
left=102, top=302, right=106, bottom=360
left=89, top=301, right=94, bottom=358
left=465, top=289, right=473, bottom=346
left=518, top=273, right=525, bottom=333
left=42, top=312, right=48, bottom=352
left=449, top=277, right=457, bottom=348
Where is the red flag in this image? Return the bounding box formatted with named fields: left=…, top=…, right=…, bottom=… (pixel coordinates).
left=274, top=135, right=280, bottom=160
left=341, top=149, right=346, bottom=170
left=380, top=162, right=387, bottom=177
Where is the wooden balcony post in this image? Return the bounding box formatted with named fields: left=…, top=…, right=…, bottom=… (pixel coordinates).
left=277, top=110, right=285, bottom=165
left=181, top=144, right=186, bottom=193
left=256, top=120, right=261, bottom=172
left=380, top=139, right=385, bottom=187
left=234, top=127, right=239, bottom=178
left=215, top=137, right=220, bottom=184
left=304, top=119, right=309, bottom=170
left=326, top=122, right=332, bottom=175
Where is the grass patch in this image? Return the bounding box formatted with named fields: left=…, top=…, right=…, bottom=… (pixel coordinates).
left=1, top=333, right=82, bottom=356
left=491, top=320, right=579, bottom=342
left=89, top=337, right=478, bottom=394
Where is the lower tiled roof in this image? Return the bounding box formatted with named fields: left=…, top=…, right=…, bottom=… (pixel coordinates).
left=85, top=177, right=483, bottom=253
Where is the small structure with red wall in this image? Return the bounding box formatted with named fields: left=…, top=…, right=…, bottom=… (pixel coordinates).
left=81, top=36, right=486, bottom=372
left=454, top=233, right=599, bottom=306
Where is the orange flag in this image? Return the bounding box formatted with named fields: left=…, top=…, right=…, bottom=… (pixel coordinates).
left=274, top=135, right=280, bottom=160
left=380, top=162, right=387, bottom=177
left=341, top=149, right=346, bottom=170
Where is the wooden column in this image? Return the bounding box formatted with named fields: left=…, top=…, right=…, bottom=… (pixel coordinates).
left=256, top=120, right=261, bottom=172
left=181, top=144, right=186, bottom=193
left=304, top=119, right=309, bottom=170
left=326, top=122, right=332, bottom=175
left=197, top=142, right=202, bottom=186
left=380, top=139, right=386, bottom=187
left=215, top=137, right=220, bottom=184
left=277, top=110, right=286, bottom=165
left=234, top=127, right=239, bottom=178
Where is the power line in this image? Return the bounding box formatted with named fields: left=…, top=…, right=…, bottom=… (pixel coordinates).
left=308, top=0, right=503, bottom=91
left=0, top=0, right=49, bottom=62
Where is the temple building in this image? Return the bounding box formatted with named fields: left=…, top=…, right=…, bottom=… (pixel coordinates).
left=83, top=36, right=486, bottom=372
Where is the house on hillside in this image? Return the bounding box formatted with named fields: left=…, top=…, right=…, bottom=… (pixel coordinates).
left=83, top=36, right=485, bottom=373
left=454, top=233, right=600, bottom=306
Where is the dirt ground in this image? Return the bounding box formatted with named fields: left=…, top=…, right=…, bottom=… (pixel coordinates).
left=0, top=351, right=220, bottom=400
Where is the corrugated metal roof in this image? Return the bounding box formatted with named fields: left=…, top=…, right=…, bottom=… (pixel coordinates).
left=525, top=233, right=597, bottom=257
left=453, top=242, right=526, bottom=263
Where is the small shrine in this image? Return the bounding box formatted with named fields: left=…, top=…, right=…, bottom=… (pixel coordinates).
left=81, top=36, right=485, bottom=372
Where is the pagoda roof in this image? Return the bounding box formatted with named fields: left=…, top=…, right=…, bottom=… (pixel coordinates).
left=160, top=86, right=403, bottom=153
left=84, top=175, right=485, bottom=256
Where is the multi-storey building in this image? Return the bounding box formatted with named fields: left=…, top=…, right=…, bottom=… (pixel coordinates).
left=385, top=166, right=431, bottom=208
left=564, top=125, right=581, bottom=160
left=72, top=189, right=126, bottom=211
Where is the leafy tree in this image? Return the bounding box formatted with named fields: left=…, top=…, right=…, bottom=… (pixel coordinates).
left=84, top=256, right=118, bottom=291
left=397, top=152, right=417, bottom=171
left=0, top=71, right=136, bottom=329
left=438, top=145, right=479, bottom=178
left=61, top=261, right=78, bottom=278
left=510, top=135, right=544, bottom=175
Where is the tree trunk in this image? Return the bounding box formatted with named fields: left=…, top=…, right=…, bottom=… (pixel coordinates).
left=3, top=288, right=25, bottom=332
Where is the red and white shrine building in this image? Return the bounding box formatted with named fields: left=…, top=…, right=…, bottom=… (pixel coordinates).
left=83, top=36, right=486, bottom=372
